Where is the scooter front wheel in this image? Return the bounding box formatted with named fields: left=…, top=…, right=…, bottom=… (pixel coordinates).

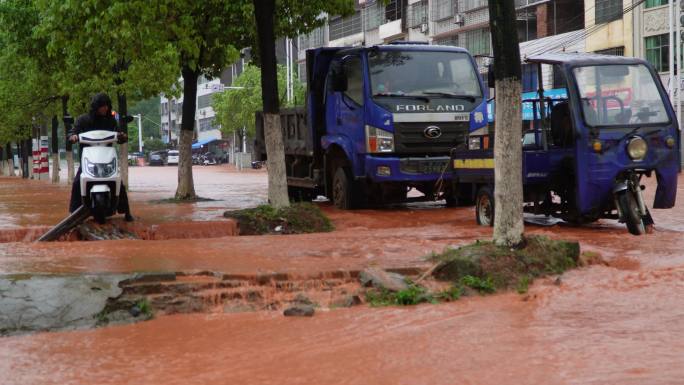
left=92, top=193, right=108, bottom=224
left=616, top=190, right=645, bottom=236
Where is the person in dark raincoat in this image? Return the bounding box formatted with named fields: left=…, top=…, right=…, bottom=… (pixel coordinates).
left=68, top=92, right=133, bottom=221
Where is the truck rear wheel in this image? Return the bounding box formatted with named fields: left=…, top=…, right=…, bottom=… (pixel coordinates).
left=475, top=186, right=494, bottom=227
left=332, top=167, right=360, bottom=209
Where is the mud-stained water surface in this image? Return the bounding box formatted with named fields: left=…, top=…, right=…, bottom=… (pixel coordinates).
left=1, top=166, right=684, bottom=384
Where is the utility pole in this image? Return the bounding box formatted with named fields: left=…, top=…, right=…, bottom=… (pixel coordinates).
left=134, top=114, right=143, bottom=152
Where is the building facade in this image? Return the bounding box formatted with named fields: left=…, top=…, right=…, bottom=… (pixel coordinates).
left=160, top=42, right=290, bottom=146
left=296, top=0, right=585, bottom=87
left=160, top=74, right=226, bottom=145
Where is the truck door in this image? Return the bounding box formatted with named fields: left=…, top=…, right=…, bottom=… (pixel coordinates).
left=326, top=55, right=365, bottom=174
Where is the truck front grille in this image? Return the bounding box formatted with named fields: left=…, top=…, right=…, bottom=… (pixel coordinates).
left=393, top=121, right=469, bottom=155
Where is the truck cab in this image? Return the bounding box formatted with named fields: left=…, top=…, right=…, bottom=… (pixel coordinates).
left=256, top=43, right=488, bottom=209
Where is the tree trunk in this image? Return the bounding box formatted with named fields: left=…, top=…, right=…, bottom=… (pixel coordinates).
left=63, top=96, right=75, bottom=183
left=254, top=0, right=290, bottom=208
left=6, top=143, right=14, bottom=176
left=51, top=115, right=60, bottom=183
left=489, top=0, right=524, bottom=247
left=17, top=141, right=23, bottom=178
left=0, top=144, right=4, bottom=176
left=175, top=66, right=199, bottom=200
left=23, top=138, right=31, bottom=179
left=117, top=91, right=129, bottom=187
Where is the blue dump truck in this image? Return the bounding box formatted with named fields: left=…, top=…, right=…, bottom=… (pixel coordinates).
left=255, top=42, right=488, bottom=209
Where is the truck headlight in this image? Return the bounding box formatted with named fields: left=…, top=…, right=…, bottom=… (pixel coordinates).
left=84, top=157, right=117, bottom=178
left=627, top=136, right=647, bottom=161
left=365, top=125, right=394, bottom=153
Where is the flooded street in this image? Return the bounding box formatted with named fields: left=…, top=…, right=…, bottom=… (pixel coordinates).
left=1, top=166, right=684, bottom=384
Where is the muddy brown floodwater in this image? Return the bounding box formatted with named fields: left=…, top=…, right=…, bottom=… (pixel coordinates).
left=1, top=167, right=684, bottom=384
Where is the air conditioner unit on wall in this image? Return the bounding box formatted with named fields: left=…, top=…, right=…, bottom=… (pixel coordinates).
left=454, top=14, right=464, bottom=26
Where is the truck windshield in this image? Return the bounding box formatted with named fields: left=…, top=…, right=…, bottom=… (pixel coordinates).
left=573, top=64, right=669, bottom=127
left=368, top=50, right=482, bottom=100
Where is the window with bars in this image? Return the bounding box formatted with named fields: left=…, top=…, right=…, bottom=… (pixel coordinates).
left=431, top=0, right=453, bottom=22
left=645, top=0, right=668, bottom=8
left=645, top=33, right=669, bottom=72
left=300, top=26, right=325, bottom=50
left=175, top=102, right=183, bottom=118
left=197, top=94, right=214, bottom=110
left=595, top=0, right=622, bottom=24
left=329, top=11, right=362, bottom=41
left=198, top=118, right=216, bottom=132
left=594, top=46, right=625, bottom=56
left=463, top=0, right=488, bottom=11
left=364, top=1, right=383, bottom=30
left=408, top=0, right=428, bottom=28
left=465, top=28, right=490, bottom=56
left=433, top=36, right=459, bottom=46
left=385, top=0, right=404, bottom=22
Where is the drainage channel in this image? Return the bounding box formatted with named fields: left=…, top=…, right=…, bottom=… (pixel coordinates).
left=0, top=220, right=239, bottom=243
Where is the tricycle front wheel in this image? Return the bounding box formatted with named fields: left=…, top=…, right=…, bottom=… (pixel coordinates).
left=616, top=190, right=645, bottom=236
left=475, top=186, right=494, bottom=227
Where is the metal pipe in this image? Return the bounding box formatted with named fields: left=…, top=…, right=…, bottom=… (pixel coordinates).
left=676, top=0, right=681, bottom=142
left=669, top=0, right=675, bottom=103
left=537, top=63, right=548, bottom=151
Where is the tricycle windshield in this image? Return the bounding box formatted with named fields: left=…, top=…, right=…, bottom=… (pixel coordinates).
left=572, top=64, right=669, bottom=127
left=369, top=50, right=483, bottom=100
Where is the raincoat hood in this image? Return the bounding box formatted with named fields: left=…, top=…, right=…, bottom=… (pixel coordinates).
left=90, top=93, right=113, bottom=116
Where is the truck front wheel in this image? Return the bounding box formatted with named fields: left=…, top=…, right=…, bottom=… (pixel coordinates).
left=332, top=167, right=360, bottom=209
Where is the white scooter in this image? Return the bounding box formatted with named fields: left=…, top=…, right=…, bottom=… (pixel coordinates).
left=78, top=130, right=121, bottom=224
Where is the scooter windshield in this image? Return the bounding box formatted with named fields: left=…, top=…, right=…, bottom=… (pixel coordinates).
left=573, top=64, right=669, bottom=127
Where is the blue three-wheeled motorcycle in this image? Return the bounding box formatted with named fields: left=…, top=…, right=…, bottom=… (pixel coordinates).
left=451, top=53, right=679, bottom=235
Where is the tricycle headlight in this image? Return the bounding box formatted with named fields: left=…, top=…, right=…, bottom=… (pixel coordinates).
left=627, top=136, right=647, bottom=161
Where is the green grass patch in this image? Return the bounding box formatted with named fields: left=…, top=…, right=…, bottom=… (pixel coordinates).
left=224, top=203, right=334, bottom=235
left=365, top=284, right=436, bottom=307
left=460, top=275, right=496, bottom=294
left=429, top=235, right=579, bottom=293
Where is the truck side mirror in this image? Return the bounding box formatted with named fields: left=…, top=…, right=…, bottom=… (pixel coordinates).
left=487, top=64, right=495, bottom=88
left=331, top=63, right=348, bottom=93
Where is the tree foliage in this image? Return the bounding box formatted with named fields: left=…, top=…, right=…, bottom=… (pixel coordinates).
left=35, top=0, right=180, bottom=115
left=212, top=64, right=304, bottom=139
left=0, top=0, right=58, bottom=145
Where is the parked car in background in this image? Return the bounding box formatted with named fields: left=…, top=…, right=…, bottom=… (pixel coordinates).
left=127, top=151, right=145, bottom=166
left=148, top=150, right=167, bottom=166
left=167, top=150, right=179, bottom=165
